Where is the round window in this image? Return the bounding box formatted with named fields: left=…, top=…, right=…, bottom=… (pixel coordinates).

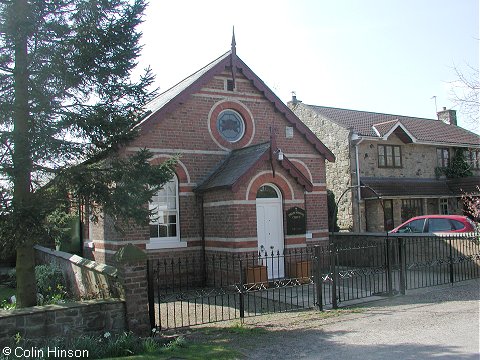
left=216, top=110, right=245, bottom=143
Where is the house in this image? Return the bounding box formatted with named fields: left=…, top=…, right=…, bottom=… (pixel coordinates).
left=289, top=98, right=480, bottom=232
left=84, top=35, right=335, bottom=275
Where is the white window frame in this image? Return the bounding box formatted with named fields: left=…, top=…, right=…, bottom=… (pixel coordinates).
left=147, top=175, right=186, bottom=249
left=439, top=198, right=449, bottom=215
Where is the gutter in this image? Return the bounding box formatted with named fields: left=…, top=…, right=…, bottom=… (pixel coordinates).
left=352, top=133, right=364, bottom=231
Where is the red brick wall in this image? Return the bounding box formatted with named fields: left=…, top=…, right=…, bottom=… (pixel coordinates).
left=90, top=68, right=330, bottom=264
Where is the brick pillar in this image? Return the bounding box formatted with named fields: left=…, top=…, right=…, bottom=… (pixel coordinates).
left=114, top=244, right=150, bottom=336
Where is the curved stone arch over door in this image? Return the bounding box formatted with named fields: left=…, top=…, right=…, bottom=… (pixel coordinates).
left=256, top=183, right=285, bottom=279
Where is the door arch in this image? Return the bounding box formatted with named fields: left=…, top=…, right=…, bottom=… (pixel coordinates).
left=256, top=184, right=284, bottom=279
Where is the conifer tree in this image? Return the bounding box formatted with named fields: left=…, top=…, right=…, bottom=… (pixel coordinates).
left=0, top=0, right=174, bottom=307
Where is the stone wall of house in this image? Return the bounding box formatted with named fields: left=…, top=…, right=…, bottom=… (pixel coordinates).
left=358, top=137, right=454, bottom=179
left=289, top=102, right=355, bottom=231
left=0, top=300, right=126, bottom=348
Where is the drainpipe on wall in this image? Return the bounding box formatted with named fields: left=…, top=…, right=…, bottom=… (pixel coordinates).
left=352, top=133, right=364, bottom=232
left=199, top=194, right=206, bottom=287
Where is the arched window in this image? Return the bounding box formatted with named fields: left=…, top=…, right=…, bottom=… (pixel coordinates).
left=256, top=185, right=279, bottom=199
left=149, top=175, right=179, bottom=241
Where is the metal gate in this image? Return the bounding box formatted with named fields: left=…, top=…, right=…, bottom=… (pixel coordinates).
left=148, top=233, right=480, bottom=330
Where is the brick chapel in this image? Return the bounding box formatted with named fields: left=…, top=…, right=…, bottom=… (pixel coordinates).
left=86, top=35, right=335, bottom=279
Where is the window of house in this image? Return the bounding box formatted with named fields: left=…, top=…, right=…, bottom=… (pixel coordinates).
left=439, top=198, right=449, bottom=215
left=436, top=148, right=449, bottom=168
left=401, top=199, right=423, bottom=222
left=226, top=79, right=235, bottom=91
left=378, top=145, right=402, bottom=168
left=216, top=109, right=245, bottom=143
left=463, top=149, right=479, bottom=169
left=256, top=185, right=279, bottom=198
left=148, top=175, right=184, bottom=249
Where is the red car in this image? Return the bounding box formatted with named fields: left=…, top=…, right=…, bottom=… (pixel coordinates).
left=390, top=215, right=477, bottom=234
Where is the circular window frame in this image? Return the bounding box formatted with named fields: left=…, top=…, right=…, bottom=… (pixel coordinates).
left=208, top=100, right=255, bottom=150
left=216, top=109, right=245, bottom=143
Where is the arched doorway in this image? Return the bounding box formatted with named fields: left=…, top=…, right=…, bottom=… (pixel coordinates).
left=256, top=184, right=284, bottom=279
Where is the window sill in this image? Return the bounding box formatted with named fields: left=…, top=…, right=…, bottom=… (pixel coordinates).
left=146, top=239, right=187, bottom=250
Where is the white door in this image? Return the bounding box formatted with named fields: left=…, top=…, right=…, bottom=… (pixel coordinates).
left=256, top=185, right=284, bottom=279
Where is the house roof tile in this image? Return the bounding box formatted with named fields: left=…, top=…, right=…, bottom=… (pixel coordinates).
left=305, top=105, right=480, bottom=146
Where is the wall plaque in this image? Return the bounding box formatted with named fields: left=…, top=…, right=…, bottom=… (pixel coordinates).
left=286, top=207, right=306, bottom=235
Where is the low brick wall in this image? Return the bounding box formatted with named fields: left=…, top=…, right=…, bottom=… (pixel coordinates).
left=35, top=245, right=122, bottom=300
left=0, top=299, right=126, bottom=348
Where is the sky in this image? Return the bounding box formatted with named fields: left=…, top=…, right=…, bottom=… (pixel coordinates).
left=137, top=0, right=479, bottom=134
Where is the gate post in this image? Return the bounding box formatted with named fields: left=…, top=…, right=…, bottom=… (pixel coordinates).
left=313, top=245, right=323, bottom=311
left=239, top=258, right=245, bottom=320
left=385, top=236, right=393, bottom=296
left=147, top=260, right=156, bottom=330
left=449, top=237, right=454, bottom=284
left=398, top=237, right=406, bottom=295
left=330, top=242, right=338, bottom=309
left=115, top=244, right=150, bottom=336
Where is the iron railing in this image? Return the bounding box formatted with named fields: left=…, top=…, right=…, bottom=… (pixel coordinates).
left=148, top=232, right=480, bottom=330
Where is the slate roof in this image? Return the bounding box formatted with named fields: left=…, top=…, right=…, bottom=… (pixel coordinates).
left=135, top=50, right=335, bottom=162
left=360, top=177, right=452, bottom=198
left=196, top=142, right=271, bottom=192
left=196, top=142, right=313, bottom=193
left=305, top=105, right=480, bottom=147
left=138, top=51, right=231, bottom=127
left=446, top=176, right=480, bottom=194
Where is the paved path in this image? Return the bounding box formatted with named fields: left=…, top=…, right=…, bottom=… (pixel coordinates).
left=244, top=279, right=479, bottom=360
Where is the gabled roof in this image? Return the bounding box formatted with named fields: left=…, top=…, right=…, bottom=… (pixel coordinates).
left=139, top=51, right=231, bottom=125
left=137, top=51, right=335, bottom=162
left=304, top=105, right=480, bottom=147
left=195, top=142, right=271, bottom=193
left=195, top=142, right=313, bottom=193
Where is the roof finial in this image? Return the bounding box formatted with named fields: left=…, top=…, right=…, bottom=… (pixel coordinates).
left=230, top=26, right=237, bottom=90
left=231, top=26, right=236, bottom=56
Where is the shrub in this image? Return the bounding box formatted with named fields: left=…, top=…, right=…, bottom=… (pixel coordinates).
left=327, top=189, right=340, bottom=232
left=34, top=264, right=68, bottom=304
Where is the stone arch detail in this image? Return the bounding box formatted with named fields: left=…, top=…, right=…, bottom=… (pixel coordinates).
left=246, top=171, right=294, bottom=201
left=150, top=155, right=190, bottom=184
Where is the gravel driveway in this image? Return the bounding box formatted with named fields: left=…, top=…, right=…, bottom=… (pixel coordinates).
left=186, top=278, right=479, bottom=359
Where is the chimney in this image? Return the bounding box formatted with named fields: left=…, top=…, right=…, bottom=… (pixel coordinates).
left=437, top=107, right=457, bottom=126
left=291, top=91, right=301, bottom=105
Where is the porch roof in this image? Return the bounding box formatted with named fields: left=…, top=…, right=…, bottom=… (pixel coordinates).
left=360, top=177, right=452, bottom=199
left=446, top=176, right=480, bottom=195
left=195, top=142, right=271, bottom=193
left=195, top=142, right=313, bottom=193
